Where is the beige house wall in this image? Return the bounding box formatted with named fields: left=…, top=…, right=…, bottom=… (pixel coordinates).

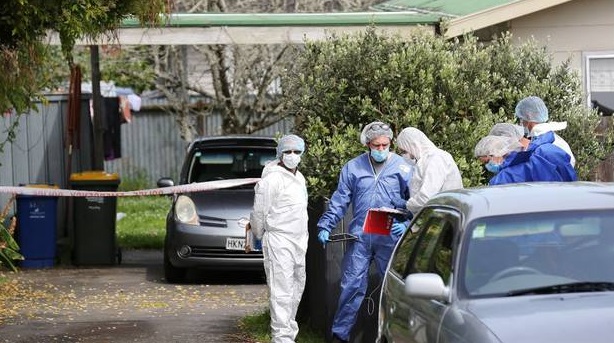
left=508, top=0, right=614, bottom=74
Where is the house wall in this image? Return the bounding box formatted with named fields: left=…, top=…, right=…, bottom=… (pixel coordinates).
left=509, top=0, right=614, bottom=73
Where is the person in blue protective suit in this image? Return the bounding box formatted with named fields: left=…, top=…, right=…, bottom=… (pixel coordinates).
left=527, top=131, right=577, bottom=181
left=515, top=96, right=576, bottom=167
left=316, top=121, right=413, bottom=343
left=249, top=134, right=309, bottom=343
left=488, top=123, right=576, bottom=181
left=489, top=123, right=532, bottom=149
left=474, top=135, right=569, bottom=185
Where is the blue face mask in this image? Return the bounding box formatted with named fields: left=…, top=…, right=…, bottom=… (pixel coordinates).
left=370, top=148, right=389, bottom=163
left=485, top=161, right=502, bottom=174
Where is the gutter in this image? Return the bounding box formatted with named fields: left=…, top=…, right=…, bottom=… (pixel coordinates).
left=120, top=12, right=440, bottom=28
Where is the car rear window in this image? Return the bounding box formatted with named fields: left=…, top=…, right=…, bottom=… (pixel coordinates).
left=187, top=147, right=276, bottom=183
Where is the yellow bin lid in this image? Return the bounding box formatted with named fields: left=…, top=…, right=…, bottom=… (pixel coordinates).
left=70, top=171, right=120, bottom=181
left=22, top=184, right=59, bottom=189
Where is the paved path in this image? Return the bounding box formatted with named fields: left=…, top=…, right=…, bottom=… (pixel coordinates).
left=0, top=250, right=268, bottom=343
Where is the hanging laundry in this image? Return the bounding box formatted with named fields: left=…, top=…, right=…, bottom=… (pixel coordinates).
left=102, top=97, right=122, bottom=161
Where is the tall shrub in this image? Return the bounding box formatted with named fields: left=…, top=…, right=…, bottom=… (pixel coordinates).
left=283, top=28, right=611, bottom=200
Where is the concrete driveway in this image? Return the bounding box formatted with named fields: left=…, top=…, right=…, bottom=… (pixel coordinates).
left=0, top=250, right=268, bottom=343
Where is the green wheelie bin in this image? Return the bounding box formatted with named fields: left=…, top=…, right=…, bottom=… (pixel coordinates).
left=70, top=171, right=121, bottom=266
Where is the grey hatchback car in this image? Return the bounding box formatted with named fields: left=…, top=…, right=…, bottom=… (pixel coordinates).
left=378, top=182, right=614, bottom=343
left=157, top=136, right=277, bottom=283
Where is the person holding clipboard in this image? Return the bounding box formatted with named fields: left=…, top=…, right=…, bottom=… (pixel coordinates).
left=316, top=121, right=413, bottom=343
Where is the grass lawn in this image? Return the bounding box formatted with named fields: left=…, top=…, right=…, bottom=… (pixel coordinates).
left=116, top=196, right=170, bottom=249
left=240, top=310, right=326, bottom=343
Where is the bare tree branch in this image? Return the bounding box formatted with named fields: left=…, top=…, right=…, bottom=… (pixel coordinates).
left=145, top=0, right=382, bottom=139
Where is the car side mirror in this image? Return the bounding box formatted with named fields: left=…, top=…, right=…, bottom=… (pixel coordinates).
left=157, top=177, right=174, bottom=188
left=405, top=273, right=450, bottom=301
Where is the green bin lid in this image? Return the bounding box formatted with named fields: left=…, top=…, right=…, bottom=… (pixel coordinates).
left=70, top=171, right=120, bottom=181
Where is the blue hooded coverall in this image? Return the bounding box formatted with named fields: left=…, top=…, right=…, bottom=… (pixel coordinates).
left=318, top=152, right=412, bottom=341
left=527, top=131, right=577, bottom=181
left=489, top=132, right=576, bottom=185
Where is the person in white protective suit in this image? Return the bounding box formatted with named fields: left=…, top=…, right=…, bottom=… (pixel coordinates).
left=248, top=134, right=309, bottom=343
left=393, top=127, right=464, bottom=215
left=514, top=95, right=576, bottom=167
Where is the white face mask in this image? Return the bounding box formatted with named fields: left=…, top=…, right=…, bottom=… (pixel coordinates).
left=282, top=153, right=301, bottom=169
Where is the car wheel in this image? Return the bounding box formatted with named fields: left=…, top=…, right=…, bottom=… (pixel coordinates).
left=164, top=249, right=187, bottom=283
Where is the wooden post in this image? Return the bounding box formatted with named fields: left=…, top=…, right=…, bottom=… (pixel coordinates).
left=90, top=45, right=105, bottom=170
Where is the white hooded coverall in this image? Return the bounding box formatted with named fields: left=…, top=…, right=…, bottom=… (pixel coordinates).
left=250, top=160, right=309, bottom=343
left=396, top=127, right=464, bottom=215
left=530, top=122, right=576, bottom=167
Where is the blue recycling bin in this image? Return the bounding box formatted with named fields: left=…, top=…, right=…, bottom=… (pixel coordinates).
left=16, top=185, right=59, bottom=268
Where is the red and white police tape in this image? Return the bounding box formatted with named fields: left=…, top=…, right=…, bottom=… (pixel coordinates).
left=0, top=178, right=261, bottom=197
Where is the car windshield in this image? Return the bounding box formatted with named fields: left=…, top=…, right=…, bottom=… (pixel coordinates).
left=187, top=147, right=276, bottom=183
left=461, top=210, right=614, bottom=298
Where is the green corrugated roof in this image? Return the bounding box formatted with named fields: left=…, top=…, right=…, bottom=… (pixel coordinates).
left=372, top=0, right=516, bottom=16
left=121, top=12, right=440, bottom=28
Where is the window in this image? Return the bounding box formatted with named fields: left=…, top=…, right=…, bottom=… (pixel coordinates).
left=585, top=54, right=614, bottom=115
left=410, top=217, right=455, bottom=284
left=389, top=210, right=431, bottom=278
left=462, top=210, right=614, bottom=297
left=188, top=148, right=276, bottom=183
left=389, top=208, right=459, bottom=282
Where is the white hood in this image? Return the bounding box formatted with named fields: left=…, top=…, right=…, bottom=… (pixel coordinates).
left=531, top=121, right=567, bottom=136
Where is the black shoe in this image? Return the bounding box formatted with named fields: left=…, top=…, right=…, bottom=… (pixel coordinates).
left=332, top=334, right=348, bottom=343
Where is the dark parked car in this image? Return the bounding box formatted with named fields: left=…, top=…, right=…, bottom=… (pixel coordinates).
left=157, top=136, right=277, bottom=282
left=378, top=182, right=614, bottom=343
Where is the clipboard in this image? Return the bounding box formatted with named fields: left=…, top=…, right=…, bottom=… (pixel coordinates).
left=363, top=207, right=408, bottom=235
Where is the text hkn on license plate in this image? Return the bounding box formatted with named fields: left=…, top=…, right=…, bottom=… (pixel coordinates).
left=225, top=237, right=246, bottom=251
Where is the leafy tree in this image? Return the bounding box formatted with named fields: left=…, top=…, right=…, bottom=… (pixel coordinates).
left=43, top=45, right=158, bottom=94
left=0, top=0, right=169, bottom=268
left=0, top=0, right=169, bottom=115
left=283, top=28, right=613, bottom=200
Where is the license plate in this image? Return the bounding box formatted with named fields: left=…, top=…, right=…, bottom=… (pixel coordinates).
left=225, top=237, right=246, bottom=251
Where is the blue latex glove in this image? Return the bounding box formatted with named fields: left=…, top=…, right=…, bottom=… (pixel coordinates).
left=318, top=230, right=330, bottom=246
left=391, top=222, right=407, bottom=236
left=391, top=197, right=408, bottom=210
